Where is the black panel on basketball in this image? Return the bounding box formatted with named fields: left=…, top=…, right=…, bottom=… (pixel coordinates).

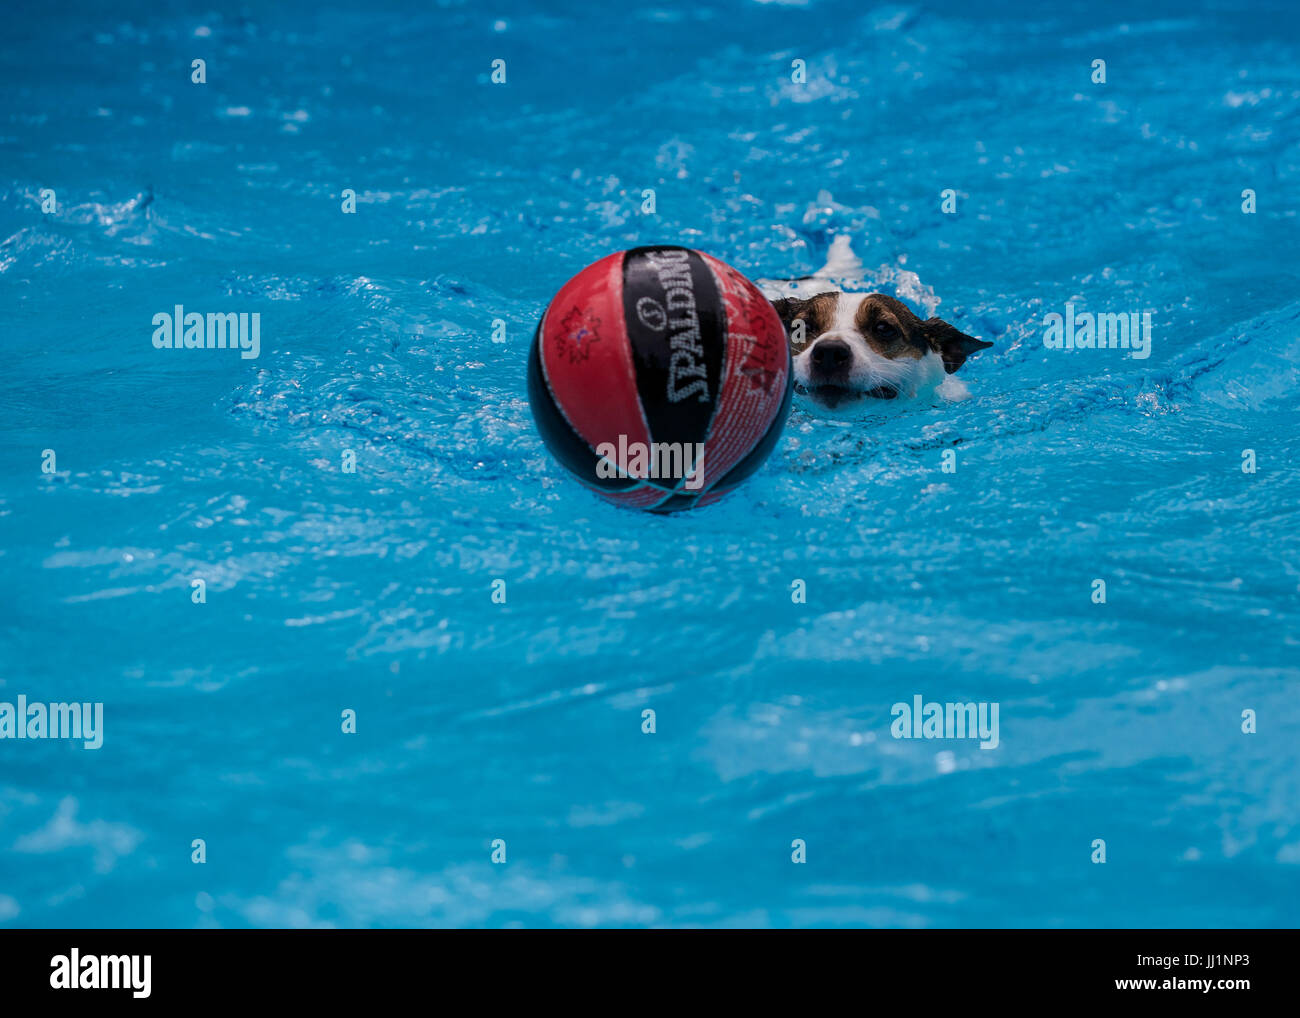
left=621, top=247, right=725, bottom=449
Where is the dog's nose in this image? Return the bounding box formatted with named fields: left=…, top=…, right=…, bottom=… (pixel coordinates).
left=810, top=338, right=852, bottom=373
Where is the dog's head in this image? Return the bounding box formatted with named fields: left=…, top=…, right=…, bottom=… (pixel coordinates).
left=772, top=292, right=992, bottom=410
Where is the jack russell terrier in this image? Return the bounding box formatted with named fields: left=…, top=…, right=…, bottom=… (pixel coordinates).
left=759, top=236, right=992, bottom=411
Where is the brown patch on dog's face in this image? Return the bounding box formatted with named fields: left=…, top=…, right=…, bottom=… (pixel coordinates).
left=856, top=293, right=992, bottom=373
left=852, top=294, right=931, bottom=361
left=770, top=292, right=838, bottom=354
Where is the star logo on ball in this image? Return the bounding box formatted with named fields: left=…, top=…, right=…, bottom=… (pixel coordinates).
left=558, top=306, right=602, bottom=363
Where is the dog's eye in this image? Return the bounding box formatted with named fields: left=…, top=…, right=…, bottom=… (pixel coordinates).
left=872, top=321, right=897, bottom=338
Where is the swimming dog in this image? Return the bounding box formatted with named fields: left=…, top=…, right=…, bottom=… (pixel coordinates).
left=759, top=237, right=992, bottom=410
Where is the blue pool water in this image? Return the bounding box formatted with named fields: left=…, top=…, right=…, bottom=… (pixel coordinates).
left=2, top=0, right=1299, bottom=928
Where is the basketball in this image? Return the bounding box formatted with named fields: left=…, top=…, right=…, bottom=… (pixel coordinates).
left=527, top=246, right=792, bottom=512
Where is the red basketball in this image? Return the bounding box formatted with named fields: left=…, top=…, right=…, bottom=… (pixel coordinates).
left=527, top=247, right=792, bottom=512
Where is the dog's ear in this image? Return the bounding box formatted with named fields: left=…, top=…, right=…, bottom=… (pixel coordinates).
left=923, top=318, right=993, bottom=373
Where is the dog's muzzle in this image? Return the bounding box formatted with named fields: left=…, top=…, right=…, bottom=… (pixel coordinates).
left=809, top=338, right=852, bottom=379
left=798, top=338, right=897, bottom=406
